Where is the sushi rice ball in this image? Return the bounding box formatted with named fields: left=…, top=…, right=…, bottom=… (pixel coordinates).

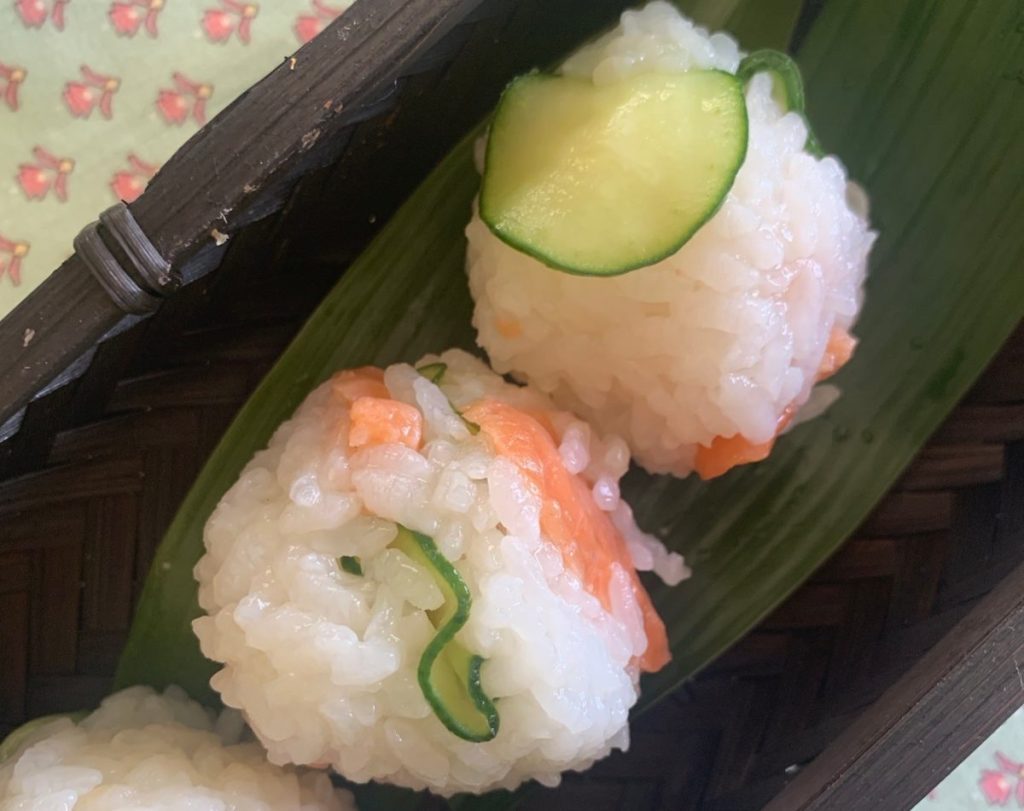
left=192, top=349, right=686, bottom=795
left=0, top=686, right=355, bottom=810
left=466, top=1, right=876, bottom=477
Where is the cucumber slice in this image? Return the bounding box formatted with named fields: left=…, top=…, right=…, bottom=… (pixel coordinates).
left=736, top=49, right=824, bottom=157
left=391, top=526, right=498, bottom=742
left=480, top=70, right=748, bottom=276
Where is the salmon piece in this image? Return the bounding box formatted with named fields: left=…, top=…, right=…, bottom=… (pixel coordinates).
left=349, top=396, right=423, bottom=451
left=330, top=367, right=421, bottom=450
left=694, top=406, right=796, bottom=481
left=696, top=328, right=857, bottom=479
left=465, top=398, right=670, bottom=673
left=818, top=328, right=857, bottom=380
left=331, top=366, right=390, bottom=403
left=694, top=433, right=775, bottom=480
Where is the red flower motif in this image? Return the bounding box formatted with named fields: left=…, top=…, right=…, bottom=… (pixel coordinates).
left=109, top=0, right=164, bottom=37
left=0, top=63, right=27, bottom=111
left=15, top=0, right=68, bottom=29
left=63, top=65, right=120, bottom=119
left=980, top=752, right=1024, bottom=806
left=156, top=72, right=212, bottom=126
left=0, top=235, right=29, bottom=287
left=202, top=0, right=257, bottom=44
left=110, top=153, right=159, bottom=202
left=294, top=0, right=344, bottom=44
left=17, top=146, right=74, bottom=202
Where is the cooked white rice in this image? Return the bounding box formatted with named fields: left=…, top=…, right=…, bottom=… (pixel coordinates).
left=0, top=686, right=355, bottom=810
left=192, top=349, right=685, bottom=795
left=466, top=1, right=876, bottom=476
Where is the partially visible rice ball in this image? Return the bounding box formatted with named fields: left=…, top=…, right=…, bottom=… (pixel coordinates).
left=467, top=1, right=875, bottom=477
left=0, top=686, right=355, bottom=810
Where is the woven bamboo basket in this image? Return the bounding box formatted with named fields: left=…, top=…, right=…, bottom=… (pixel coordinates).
left=0, top=0, right=1022, bottom=809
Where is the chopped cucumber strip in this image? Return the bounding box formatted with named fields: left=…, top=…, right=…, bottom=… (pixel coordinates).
left=737, top=49, right=823, bottom=157
left=416, top=362, right=448, bottom=384
left=339, top=556, right=363, bottom=576
left=481, top=70, right=748, bottom=275
left=391, top=526, right=498, bottom=742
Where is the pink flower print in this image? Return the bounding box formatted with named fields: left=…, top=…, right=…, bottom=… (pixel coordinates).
left=15, top=0, right=47, bottom=27
left=981, top=770, right=1013, bottom=805
left=0, top=236, right=29, bottom=286
left=15, top=0, right=67, bottom=29
left=294, top=0, right=344, bottom=44
left=202, top=0, right=258, bottom=44
left=0, top=63, right=27, bottom=111
left=110, top=153, right=158, bottom=202
left=17, top=146, right=74, bottom=202
left=63, top=65, right=120, bottom=119
left=109, top=0, right=164, bottom=37
left=980, top=752, right=1024, bottom=806
left=157, top=72, right=212, bottom=125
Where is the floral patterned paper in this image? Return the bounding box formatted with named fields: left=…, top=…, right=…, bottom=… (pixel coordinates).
left=0, top=0, right=353, bottom=318
left=914, top=705, right=1024, bottom=809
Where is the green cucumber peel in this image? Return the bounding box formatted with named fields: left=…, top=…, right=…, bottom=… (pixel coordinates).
left=416, top=362, right=448, bottom=384
left=736, top=49, right=824, bottom=157
left=339, top=556, right=363, bottom=576
left=392, top=526, right=498, bottom=743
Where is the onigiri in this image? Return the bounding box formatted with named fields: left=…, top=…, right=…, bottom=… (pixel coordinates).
left=192, top=349, right=685, bottom=795
left=467, top=1, right=875, bottom=477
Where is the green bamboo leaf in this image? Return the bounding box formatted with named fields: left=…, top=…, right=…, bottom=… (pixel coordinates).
left=114, top=0, right=1023, bottom=807
left=636, top=0, right=1024, bottom=710
left=717, top=0, right=806, bottom=50
left=115, top=132, right=482, bottom=704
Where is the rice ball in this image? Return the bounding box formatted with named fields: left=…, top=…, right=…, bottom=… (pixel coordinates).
left=192, top=350, right=685, bottom=795
left=466, top=1, right=875, bottom=477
